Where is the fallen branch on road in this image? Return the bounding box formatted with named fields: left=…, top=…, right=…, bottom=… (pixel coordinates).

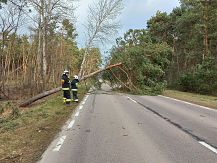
left=19, top=63, right=122, bottom=107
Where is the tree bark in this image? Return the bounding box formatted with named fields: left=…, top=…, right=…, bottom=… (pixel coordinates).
left=41, top=0, right=47, bottom=89
left=203, top=0, right=209, bottom=60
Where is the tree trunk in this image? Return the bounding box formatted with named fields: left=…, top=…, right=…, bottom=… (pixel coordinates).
left=203, top=0, right=209, bottom=60
left=41, top=0, right=47, bottom=89
left=19, top=62, right=122, bottom=107
left=78, top=47, right=89, bottom=78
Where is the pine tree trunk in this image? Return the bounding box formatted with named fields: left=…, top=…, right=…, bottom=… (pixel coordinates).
left=19, top=63, right=122, bottom=107
left=203, top=0, right=209, bottom=60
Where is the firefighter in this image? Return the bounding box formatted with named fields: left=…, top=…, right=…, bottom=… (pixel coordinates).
left=61, top=70, right=71, bottom=105
left=71, top=75, right=79, bottom=102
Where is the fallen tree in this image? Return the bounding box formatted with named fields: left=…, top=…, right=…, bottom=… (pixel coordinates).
left=19, top=63, right=122, bottom=107
left=81, top=62, right=122, bottom=80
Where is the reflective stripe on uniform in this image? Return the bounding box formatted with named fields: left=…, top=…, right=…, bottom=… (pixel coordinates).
left=74, top=99, right=78, bottom=102
left=66, top=99, right=71, bottom=102
left=62, top=88, right=70, bottom=90
left=71, top=89, right=78, bottom=91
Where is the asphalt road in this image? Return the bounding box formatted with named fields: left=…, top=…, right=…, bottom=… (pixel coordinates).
left=39, top=85, right=217, bottom=163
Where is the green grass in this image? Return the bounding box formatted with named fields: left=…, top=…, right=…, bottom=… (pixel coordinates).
left=163, top=90, right=217, bottom=109
left=0, top=86, right=88, bottom=163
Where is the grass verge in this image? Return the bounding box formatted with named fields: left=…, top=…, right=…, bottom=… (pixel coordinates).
left=163, top=90, right=217, bottom=109
left=0, top=86, right=88, bottom=163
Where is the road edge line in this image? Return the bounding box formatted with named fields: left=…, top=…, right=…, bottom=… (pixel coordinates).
left=52, top=136, right=67, bottom=152
left=127, top=96, right=137, bottom=103
left=158, top=95, right=217, bottom=112
left=199, top=141, right=217, bottom=154
left=67, top=120, right=75, bottom=129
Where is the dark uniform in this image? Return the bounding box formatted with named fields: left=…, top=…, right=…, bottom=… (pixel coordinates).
left=71, top=78, right=79, bottom=102
left=61, top=73, right=71, bottom=104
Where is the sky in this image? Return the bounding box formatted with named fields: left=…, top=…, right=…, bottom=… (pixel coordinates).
left=75, top=0, right=180, bottom=50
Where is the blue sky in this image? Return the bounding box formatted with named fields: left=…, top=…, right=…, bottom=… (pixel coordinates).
left=75, top=0, right=180, bottom=49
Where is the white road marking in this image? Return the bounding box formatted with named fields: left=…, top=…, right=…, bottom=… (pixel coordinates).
left=67, top=120, right=75, bottom=129
left=51, top=94, right=90, bottom=153
left=127, top=95, right=217, bottom=155
left=75, top=111, right=80, bottom=117
left=53, top=136, right=66, bottom=152
left=199, top=141, right=217, bottom=154
left=81, top=95, right=89, bottom=105
left=79, top=105, right=83, bottom=110
left=159, top=95, right=217, bottom=112
left=127, top=97, right=137, bottom=103
left=85, top=95, right=89, bottom=100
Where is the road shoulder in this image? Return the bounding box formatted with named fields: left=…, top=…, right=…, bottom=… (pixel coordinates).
left=162, top=90, right=217, bottom=110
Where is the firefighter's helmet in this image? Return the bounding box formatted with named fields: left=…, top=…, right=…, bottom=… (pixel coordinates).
left=74, top=75, right=79, bottom=79
left=64, top=70, right=69, bottom=74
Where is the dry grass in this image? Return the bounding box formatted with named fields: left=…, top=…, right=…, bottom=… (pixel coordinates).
left=0, top=87, right=87, bottom=163
left=163, top=90, right=217, bottom=109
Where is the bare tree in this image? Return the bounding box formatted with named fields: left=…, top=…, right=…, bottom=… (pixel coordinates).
left=0, top=0, right=26, bottom=95
left=27, top=0, right=76, bottom=89
left=0, top=1, right=26, bottom=50
left=79, top=0, right=123, bottom=78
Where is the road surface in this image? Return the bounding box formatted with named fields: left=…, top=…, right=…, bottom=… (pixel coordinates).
left=39, top=85, right=217, bottom=163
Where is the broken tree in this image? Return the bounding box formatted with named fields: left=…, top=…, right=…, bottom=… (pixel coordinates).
left=19, top=62, right=122, bottom=107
